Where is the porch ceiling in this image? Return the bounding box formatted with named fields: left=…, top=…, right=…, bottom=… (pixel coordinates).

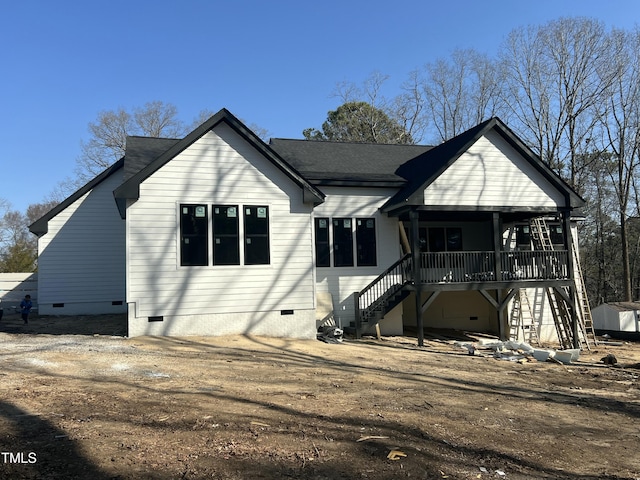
left=391, top=207, right=562, bottom=222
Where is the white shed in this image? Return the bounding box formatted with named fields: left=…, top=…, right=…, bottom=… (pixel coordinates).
left=592, top=302, right=640, bottom=335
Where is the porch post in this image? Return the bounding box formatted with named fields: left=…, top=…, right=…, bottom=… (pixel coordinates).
left=562, top=209, right=579, bottom=348
left=410, top=209, right=424, bottom=347
left=496, top=290, right=506, bottom=340
left=492, top=212, right=503, bottom=281
left=492, top=212, right=506, bottom=339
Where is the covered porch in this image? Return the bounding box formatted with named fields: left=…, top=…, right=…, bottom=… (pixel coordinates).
left=354, top=208, right=580, bottom=346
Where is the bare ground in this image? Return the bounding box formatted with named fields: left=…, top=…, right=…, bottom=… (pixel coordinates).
left=0, top=312, right=639, bottom=480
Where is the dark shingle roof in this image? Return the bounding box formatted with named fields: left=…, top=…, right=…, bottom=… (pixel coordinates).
left=32, top=113, right=587, bottom=235
left=124, top=136, right=180, bottom=181
left=269, top=139, right=431, bottom=185
left=114, top=109, right=325, bottom=217
left=381, top=117, right=585, bottom=213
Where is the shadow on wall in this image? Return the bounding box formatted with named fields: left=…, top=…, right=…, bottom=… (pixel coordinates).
left=0, top=400, right=109, bottom=478
left=0, top=272, right=37, bottom=313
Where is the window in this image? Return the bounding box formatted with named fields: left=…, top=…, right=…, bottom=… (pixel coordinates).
left=213, top=205, right=240, bottom=265
left=516, top=225, right=531, bottom=247
left=180, top=205, right=208, bottom=266
left=244, top=206, right=270, bottom=265
left=446, top=227, right=463, bottom=251
left=428, top=227, right=446, bottom=252
left=549, top=224, right=564, bottom=246
left=356, top=218, right=377, bottom=266
left=333, top=218, right=354, bottom=267
left=426, top=227, right=462, bottom=252
left=314, top=218, right=330, bottom=267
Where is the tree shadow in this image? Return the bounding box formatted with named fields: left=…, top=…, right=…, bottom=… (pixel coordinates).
left=0, top=312, right=127, bottom=336
left=0, top=400, right=109, bottom=479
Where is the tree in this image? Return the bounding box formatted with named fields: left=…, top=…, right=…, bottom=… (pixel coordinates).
left=0, top=209, right=34, bottom=272
left=421, top=49, right=506, bottom=142
left=69, top=103, right=272, bottom=195
left=579, top=151, right=622, bottom=303
left=76, top=101, right=189, bottom=185
left=499, top=18, right=613, bottom=188
left=592, top=28, right=640, bottom=301
left=0, top=200, right=57, bottom=272
left=303, top=101, right=413, bottom=144
left=328, top=72, right=427, bottom=143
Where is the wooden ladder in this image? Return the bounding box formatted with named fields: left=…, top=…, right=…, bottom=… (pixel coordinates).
left=531, top=217, right=554, bottom=251
left=509, top=289, right=540, bottom=345
left=530, top=216, right=591, bottom=349
left=570, top=230, right=597, bottom=348
left=546, top=287, right=574, bottom=349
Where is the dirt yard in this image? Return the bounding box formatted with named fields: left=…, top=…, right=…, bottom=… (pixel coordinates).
left=0, top=312, right=639, bottom=480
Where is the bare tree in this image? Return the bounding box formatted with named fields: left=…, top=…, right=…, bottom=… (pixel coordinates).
left=76, top=101, right=190, bottom=184
left=331, top=72, right=423, bottom=143
left=421, top=49, right=505, bottom=142
left=499, top=18, right=614, bottom=187
left=593, top=28, right=640, bottom=301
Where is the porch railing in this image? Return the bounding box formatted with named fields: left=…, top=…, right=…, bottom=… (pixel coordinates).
left=353, top=249, right=570, bottom=336
left=419, top=250, right=569, bottom=283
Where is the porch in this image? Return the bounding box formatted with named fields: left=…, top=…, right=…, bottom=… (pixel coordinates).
left=354, top=249, right=572, bottom=329
left=353, top=210, right=580, bottom=347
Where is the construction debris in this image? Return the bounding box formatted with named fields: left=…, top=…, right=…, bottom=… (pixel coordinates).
left=454, top=339, right=582, bottom=364
left=317, top=325, right=344, bottom=344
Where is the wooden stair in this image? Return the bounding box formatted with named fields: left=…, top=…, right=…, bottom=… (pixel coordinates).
left=353, top=254, right=412, bottom=337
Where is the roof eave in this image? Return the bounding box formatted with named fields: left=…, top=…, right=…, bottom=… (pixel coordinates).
left=113, top=109, right=324, bottom=218
left=29, top=158, right=125, bottom=236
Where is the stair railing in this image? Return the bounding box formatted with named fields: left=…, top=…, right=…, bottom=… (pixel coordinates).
left=354, top=253, right=412, bottom=336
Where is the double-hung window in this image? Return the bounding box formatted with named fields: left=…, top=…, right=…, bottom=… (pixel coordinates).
left=314, top=217, right=377, bottom=267
left=244, top=206, right=270, bottom=265
left=314, top=218, right=331, bottom=267
left=356, top=218, right=376, bottom=266
left=333, top=218, right=354, bottom=267
left=180, top=205, right=208, bottom=266
left=181, top=204, right=270, bottom=267
left=213, top=205, right=240, bottom=265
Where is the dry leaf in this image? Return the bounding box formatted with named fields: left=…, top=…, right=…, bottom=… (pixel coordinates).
left=387, top=449, right=407, bottom=460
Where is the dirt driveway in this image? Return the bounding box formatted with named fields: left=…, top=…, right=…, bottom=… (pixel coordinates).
left=1, top=313, right=639, bottom=479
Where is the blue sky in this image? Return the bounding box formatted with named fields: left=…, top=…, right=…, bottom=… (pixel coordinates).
left=2, top=0, right=639, bottom=214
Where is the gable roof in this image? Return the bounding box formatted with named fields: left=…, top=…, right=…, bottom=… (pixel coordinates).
left=123, top=136, right=180, bottom=182
left=113, top=109, right=325, bottom=217
left=270, top=138, right=431, bottom=186
left=381, top=117, right=585, bottom=214
left=29, top=158, right=125, bottom=236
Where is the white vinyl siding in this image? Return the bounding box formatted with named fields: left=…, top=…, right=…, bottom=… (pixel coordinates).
left=126, top=123, right=315, bottom=329
left=37, top=171, right=126, bottom=314
left=313, top=186, right=402, bottom=325
left=423, top=130, right=565, bottom=208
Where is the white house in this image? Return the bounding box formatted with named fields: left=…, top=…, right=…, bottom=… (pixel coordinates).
left=30, top=109, right=586, bottom=343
